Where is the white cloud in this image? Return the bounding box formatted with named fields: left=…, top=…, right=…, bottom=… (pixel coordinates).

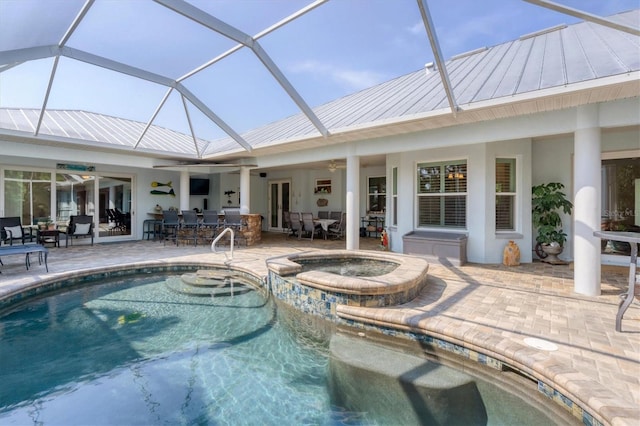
left=289, top=60, right=386, bottom=91
left=408, top=21, right=424, bottom=35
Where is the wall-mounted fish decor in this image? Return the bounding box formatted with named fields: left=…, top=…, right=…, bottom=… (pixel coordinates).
left=151, top=181, right=172, bottom=188
left=151, top=188, right=176, bottom=197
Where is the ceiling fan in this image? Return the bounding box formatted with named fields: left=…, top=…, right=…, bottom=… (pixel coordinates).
left=327, top=160, right=346, bottom=173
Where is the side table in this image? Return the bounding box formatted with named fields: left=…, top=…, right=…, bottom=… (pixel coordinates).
left=37, top=229, right=60, bottom=248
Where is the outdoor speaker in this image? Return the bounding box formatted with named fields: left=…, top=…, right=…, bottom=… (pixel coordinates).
left=259, top=172, right=267, bottom=178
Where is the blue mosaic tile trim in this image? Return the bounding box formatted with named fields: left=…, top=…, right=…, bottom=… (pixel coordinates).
left=269, top=272, right=348, bottom=320
left=538, top=382, right=602, bottom=426
left=268, top=271, right=427, bottom=320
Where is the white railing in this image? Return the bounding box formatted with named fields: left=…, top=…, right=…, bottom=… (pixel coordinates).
left=211, top=227, right=234, bottom=258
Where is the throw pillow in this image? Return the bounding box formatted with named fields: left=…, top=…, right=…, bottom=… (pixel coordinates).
left=75, top=223, right=91, bottom=235
left=5, top=225, right=22, bottom=239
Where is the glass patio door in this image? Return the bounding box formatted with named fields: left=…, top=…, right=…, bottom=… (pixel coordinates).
left=600, top=155, right=640, bottom=264
left=268, top=180, right=291, bottom=231
left=98, top=175, right=133, bottom=239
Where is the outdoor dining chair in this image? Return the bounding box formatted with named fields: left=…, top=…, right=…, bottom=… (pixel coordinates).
left=301, top=212, right=321, bottom=240
left=289, top=212, right=303, bottom=239
left=327, top=212, right=346, bottom=240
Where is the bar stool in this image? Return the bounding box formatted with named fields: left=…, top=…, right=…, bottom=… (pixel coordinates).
left=143, top=219, right=162, bottom=240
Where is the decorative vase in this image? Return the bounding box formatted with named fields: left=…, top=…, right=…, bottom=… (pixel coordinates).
left=154, top=204, right=162, bottom=213
left=541, top=242, right=567, bottom=265
left=503, top=240, right=521, bottom=266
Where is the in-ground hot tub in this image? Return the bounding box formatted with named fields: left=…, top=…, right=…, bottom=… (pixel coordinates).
left=266, top=250, right=429, bottom=321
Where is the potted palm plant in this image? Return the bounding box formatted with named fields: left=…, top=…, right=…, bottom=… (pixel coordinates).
left=532, top=182, right=573, bottom=264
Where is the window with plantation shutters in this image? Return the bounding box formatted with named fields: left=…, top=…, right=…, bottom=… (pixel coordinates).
left=416, top=161, right=467, bottom=228
left=496, top=158, right=516, bottom=231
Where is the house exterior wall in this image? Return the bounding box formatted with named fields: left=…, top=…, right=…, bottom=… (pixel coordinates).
left=386, top=140, right=532, bottom=264
left=383, top=100, right=638, bottom=265
left=1, top=99, right=638, bottom=256
left=532, top=126, right=640, bottom=264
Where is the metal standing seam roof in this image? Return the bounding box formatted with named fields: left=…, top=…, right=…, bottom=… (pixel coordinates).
left=0, top=9, right=638, bottom=161
left=210, top=10, right=639, bottom=156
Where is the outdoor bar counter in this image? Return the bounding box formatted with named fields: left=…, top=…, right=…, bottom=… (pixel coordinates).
left=147, top=211, right=262, bottom=246
left=240, top=213, right=262, bottom=245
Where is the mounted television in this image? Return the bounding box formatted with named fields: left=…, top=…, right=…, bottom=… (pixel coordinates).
left=189, top=178, right=210, bottom=195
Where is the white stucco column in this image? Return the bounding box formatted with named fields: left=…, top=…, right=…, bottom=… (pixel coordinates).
left=574, top=104, right=601, bottom=296
left=346, top=155, right=360, bottom=250
left=180, top=170, right=189, bottom=211
left=239, top=167, right=250, bottom=214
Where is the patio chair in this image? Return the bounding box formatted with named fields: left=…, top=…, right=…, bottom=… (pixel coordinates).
left=318, top=211, right=329, bottom=219
left=301, top=212, right=321, bottom=240
left=181, top=210, right=200, bottom=246
left=201, top=210, right=220, bottom=241
left=106, top=209, right=127, bottom=234
left=222, top=209, right=244, bottom=230
left=0, top=216, right=36, bottom=246
left=222, top=209, right=246, bottom=245
left=289, top=212, right=303, bottom=239
left=327, top=212, right=346, bottom=240
left=329, top=211, right=342, bottom=221
left=162, top=210, right=180, bottom=246
left=66, top=215, right=94, bottom=247
left=283, top=211, right=293, bottom=238
left=113, top=208, right=130, bottom=232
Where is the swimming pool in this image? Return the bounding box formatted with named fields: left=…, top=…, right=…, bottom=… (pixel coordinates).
left=0, top=270, right=570, bottom=425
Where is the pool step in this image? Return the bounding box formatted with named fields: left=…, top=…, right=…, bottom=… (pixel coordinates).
left=329, top=333, right=487, bottom=425
left=165, top=273, right=253, bottom=297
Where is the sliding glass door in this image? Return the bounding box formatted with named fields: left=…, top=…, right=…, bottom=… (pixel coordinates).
left=3, top=168, right=134, bottom=243
left=98, top=175, right=132, bottom=238
left=601, top=155, right=640, bottom=262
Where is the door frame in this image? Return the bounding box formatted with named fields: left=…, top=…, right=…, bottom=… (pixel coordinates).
left=267, top=179, right=291, bottom=232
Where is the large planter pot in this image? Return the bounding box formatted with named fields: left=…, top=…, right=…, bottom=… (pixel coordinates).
left=540, top=243, right=567, bottom=265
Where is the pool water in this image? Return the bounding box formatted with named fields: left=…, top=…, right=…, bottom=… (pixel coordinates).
left=0, top=272, right=566, bottom=425
left=297, top=258, right=398, bottom=277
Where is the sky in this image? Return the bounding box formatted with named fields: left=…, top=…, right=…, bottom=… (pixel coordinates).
left=0, top=0, right=638, bottom=143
